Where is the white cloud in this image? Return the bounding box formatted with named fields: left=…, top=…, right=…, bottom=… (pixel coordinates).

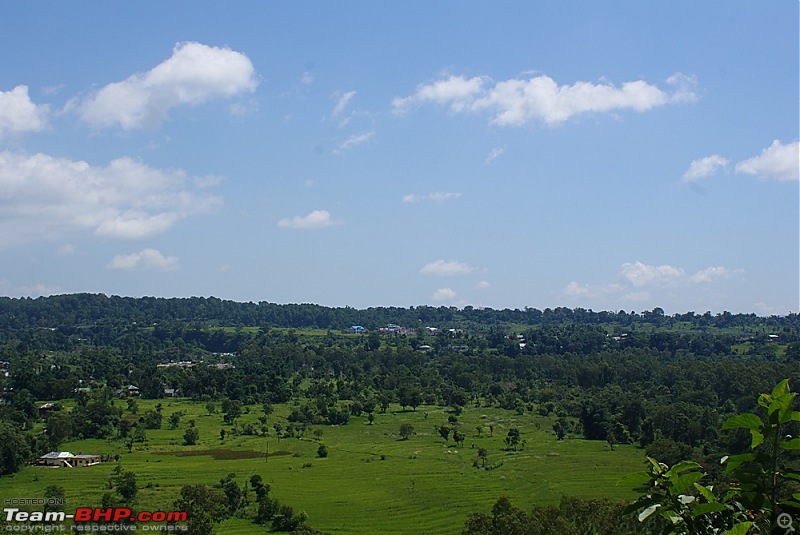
left=620, top=261, right=686, bottom=287
left=332, top=90, right=356, bottom=118
left=475, top=280, right=491, bottom=290
left=682, top=154, right=729, bottom=182
left=563, top=281, right=623, bottom=297
left=735, top=140, right=799, bottom=182
left=277, top=210, right=340, bottom=230
left=77, top=42, right=258, bottom=130
left=392, top=75, right=487, bottom=115
left=402, top=192, right=462, bottom=203
left=420, top=259, right=475, bottom=276
left=485, top=147, right=505, bottom=165
left=108, top=248, right=179, bottom=271
left=0, top=150, right=221, bottom=247
left=302, top=72, right=314, bottom=85
left=393, top=72, right=697, bottom=126
left=334, top=131, right=375, bottom=153
left=431, top=287, right=457, bottom=301
left=0, top=85, right=49, bottom=137
left=689, top=266, right=737, bottom=284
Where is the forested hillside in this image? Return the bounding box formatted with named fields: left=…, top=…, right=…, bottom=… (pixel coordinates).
left=1, top=294, right=798, bottom=533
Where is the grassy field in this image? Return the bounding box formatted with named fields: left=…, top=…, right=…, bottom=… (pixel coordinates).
left=0, top=398, right=646, bottom=534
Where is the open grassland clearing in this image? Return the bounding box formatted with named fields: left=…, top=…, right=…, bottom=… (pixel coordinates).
left=0, top=398, right=645, bottom=534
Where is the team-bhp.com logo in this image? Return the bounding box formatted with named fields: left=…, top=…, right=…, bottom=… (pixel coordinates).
left=5, top=507, right=188, bottom=531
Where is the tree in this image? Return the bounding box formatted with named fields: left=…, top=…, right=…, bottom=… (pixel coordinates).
left=43, top=485, right=65, bottom=513
left=174, top=484, right=228, bottom=535
left=505, top=427, right=521, bottom=450
left=438, top=425, right=451, bottom=443
left=453, top=429, right=465, bottom=447
left=626, top=379, right=800, bottom=534
left=115, top=470, right=138, bottom=503
left=399, top=423, right=415, bottom=440
left=169, top=411, right=183, bottom=430
left=476, top=447, right=488, bottom=468
left=141, top=409, right=162, bottom=429
left=222, top=399, right=243, bottom=424
left=317, top=444, right=328, bottom=458
left=0, top=422, right=30, bottom=476
left=184, top=426, right=199, bottom=446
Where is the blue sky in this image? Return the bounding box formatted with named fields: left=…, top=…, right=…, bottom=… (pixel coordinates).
left=0, top=2, right=797, bottom=314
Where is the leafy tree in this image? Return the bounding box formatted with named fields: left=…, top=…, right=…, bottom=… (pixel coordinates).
left=399, top=423, right=414, bottom=440
left=0, top=422, right=30, bottom=475
left=317, top=444, right=328, bottom=458
left=141, top=409, right=162, bottom=429
left=43, top=485, right=65, bottom=513
left=174, top=484, right=228, bottom=535
left=625, top=379, right=800, bottom=534
left=168, top=411, right=183, bottom=430
left=505, top=427, right=521, bottom=450
left=115, top=470, right=138, bottom=503
left=184, top=426, right=199, bottom=446
left=453, top=429, right=465, bottom=447
left=438, top=425, right=451, bottom=443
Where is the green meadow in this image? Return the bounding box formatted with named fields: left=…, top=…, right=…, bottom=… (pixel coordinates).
left=0, top=398, right=646, bottom=534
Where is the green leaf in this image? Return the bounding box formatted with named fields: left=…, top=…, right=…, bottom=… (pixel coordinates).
left=646, top=456, right=666, bottom=475
left=771, top=378, right=790, bottom=398
left=780, top=437, right=800, bottom=450
left=750, top=429, right=764, bottom=449
left=637, top=504, right=660, bottom=522
left=690, top=502, right=727, bottom=517
left=617, top=472, right=652, bottom=487
left=723, top=452, right=755, bottom=473
left=665, top=461, right=702, bottom=477
left=727, top=521, right=754, bottom=535
left=669, top=471, right=704, bottom=493
left=693, top=483, right=716, bottom=503
left=722, top=413, right=763, bottom=432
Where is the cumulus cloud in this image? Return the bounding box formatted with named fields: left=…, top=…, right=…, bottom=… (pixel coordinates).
left=393, top=72, right=697, bottom=126
left=334, top=131, right=375, bottom=153
left=402, top=192, right=462, bottom=203
left=0, top=85, right=49, bottom=137
left=76, top=42, right=258, bottom=130
left=0, top=151, right=221, bottom=247
left=420, top=259, right=475, bottom=276
left=431, top=287, right=457, bottom=301
left=108, top=248, right=179, bottom=271
left=564, top=261, right=742, bottom=302
left=735, top=140, right=799, bottom=182
left=392, top=75, right=487, bottom=115
left=620, top=261, right=686, bottom=287
left=689, top=266, right=738, bottom=284
left=475, top=280, right=491, bottom=290
left=277, top=210, right=340, bottom=230
left=682, top=154, right=729, bottom=182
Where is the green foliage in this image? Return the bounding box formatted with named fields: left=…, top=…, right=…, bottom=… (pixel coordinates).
left=174, top=484, right=228, bottom=535
left=0, top=422, right=30, bottom=475
left=399, top=422, right=415, bottom=440
left=624, top=379, right=800, bottom=534
left=183, top=425, right=199, bottom=446
left=317, top=444, right=328, bottom=458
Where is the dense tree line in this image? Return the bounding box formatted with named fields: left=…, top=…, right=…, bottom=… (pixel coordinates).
left=1, top=293, right=796, bottom=332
